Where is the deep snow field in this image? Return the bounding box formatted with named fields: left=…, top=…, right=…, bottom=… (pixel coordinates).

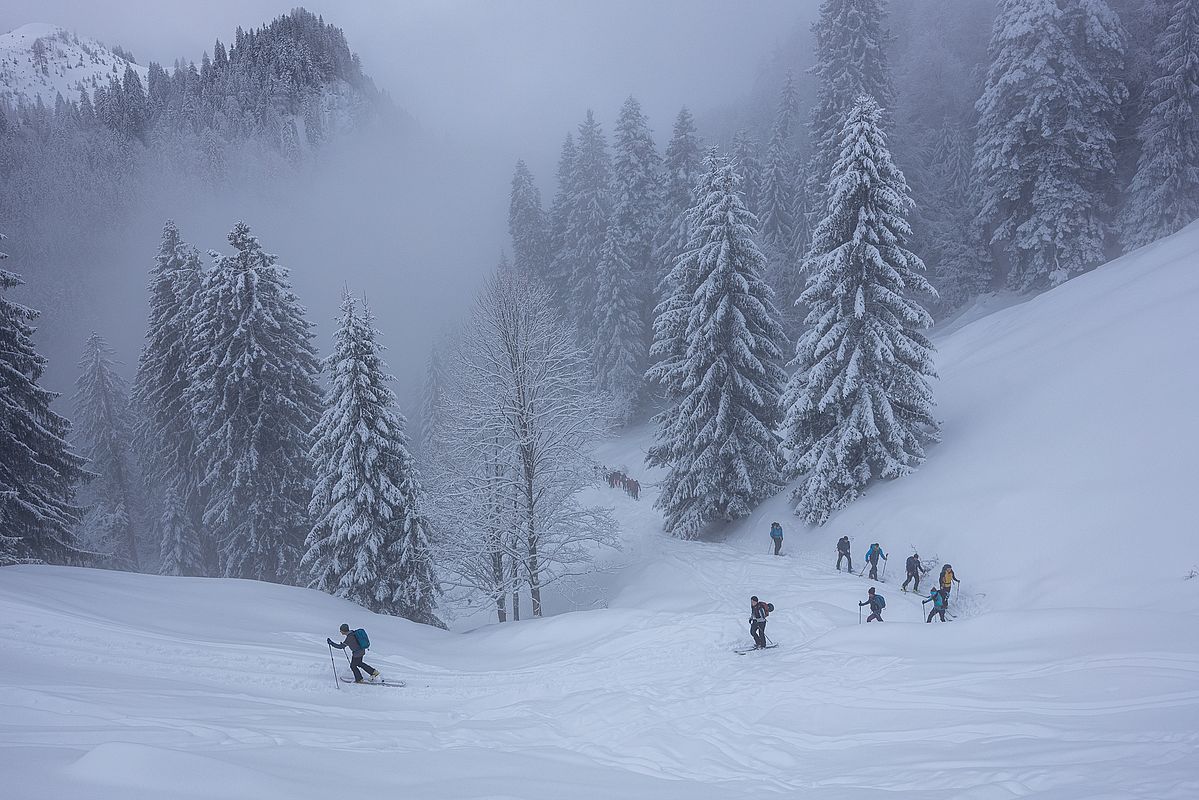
left=3, top=226, right=1199, bottom=799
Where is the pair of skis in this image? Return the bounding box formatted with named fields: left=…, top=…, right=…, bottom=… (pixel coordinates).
left=340, top=676, right=406, bottom=687
left=733, top=643, right=779, bottom=655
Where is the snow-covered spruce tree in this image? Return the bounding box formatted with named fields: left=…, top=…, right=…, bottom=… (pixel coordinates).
left=1120, top=0, right=1199, bottom=250
left=916, top=122, right=992, bottom=311
left=303, top=294, right=442, bottom=626
left=508, top=159, right=551, bottom=282
left=545, top=132, right=579, bottom=310
left=73, top=332, right=142, bottom=569
left=417, top=338, right=448, bottom=459
left=187, top=222, right=321, bottom=583
left=653, top=107, right=704, bottom=290
left=808, top=0, right=896, bottom=208
left=731, top=129, right=764, bottom=219
left=132, top=221, right=207, bottom=573
left=973, top=0, right=1126, bottom=289
left=610, top=96, right=663, bottom=309
left=783, top=96, right=939, bottom=526
left=0, top=233, right=89, bottom=565
left=759, top=72, right=801, bottom=255
left=593, top=227, right=646, bottom=420
left=436, top=266, right=617, bottom=617
left=558, top=111, right=612, bottom=338
left=759, top=73, right=803, bottom=336
left=648, top=151, right=788, bottom=539
left=158, top=485, right=202, bottom=578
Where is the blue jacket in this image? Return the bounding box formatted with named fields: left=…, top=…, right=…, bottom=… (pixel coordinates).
left=770, top=524, right=783, bottom=539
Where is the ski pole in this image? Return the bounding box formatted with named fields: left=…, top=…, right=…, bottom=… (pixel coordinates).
left=858, top=603, right=862, bottom=624
left=765, top=633, right=774, bottom=647
left=328, top=642, right=340, bottom=690
left=882, top=557, right=888, bottom=580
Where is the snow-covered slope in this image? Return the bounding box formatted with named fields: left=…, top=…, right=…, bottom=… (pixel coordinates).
left=3, top=226, right=1198, bottom=798
left=0, top=23, right=146, bottom=108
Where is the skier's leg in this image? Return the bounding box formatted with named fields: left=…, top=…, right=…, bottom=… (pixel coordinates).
left=774, top=538, right=782, bottom=555
left=350, top=655, right=365, bottom=681
left=926, top=608, right=935, bottom=623
left=902, top=574, right=911, bottom=590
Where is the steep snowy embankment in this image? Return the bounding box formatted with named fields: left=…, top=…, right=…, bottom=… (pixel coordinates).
left=2, top=226, right=1198, bottom=799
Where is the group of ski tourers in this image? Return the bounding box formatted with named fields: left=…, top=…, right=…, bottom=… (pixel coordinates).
left=747, top=527, right=964, bottom=647
left=835, top=534, right=961, bottom=623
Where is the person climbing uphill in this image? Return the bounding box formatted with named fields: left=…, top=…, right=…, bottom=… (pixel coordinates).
left=327, top=623, right=381, bottom=683
left=939, top=564, right=960, bottom=604
left=902, top=552, right=928, bottom=592
left=865, top=542, right=888, bottom=580
left=836, top=535, right=852, bottom=572
left=770, top=522, right=784, bottom=556
left=859, top=587, right=885, bottom=622
left=749, top=596, right=772, bottom=649
left=923, top=587, right=949, bottom=622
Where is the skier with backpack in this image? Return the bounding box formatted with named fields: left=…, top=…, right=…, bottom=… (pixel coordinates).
left=859, top=587, right=885, bottom=622
left=749, top=596, right=773, bottom=648
left=865, top=542, right=888, bottom=580
left=923, top=588, right=949, bottom=622
left=327, top=623, right=381, bottom=683
left=770, top=522, right=784, bottom=555
left=836, top=536, right=852, bottom=572
left=902, top=553, right=928, bottom=592
left=939, top=564, right=960, bottom=604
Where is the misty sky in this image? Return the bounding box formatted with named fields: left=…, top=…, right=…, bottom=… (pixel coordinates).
left=1, top=1, right=807, bottom=398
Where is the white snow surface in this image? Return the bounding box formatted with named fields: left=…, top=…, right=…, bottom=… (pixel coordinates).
left=3, top=225, right=1199, bottom=798
left=0, top=23, right=147, bottom=108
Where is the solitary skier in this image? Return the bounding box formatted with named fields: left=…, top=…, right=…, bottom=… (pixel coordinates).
left=939, top=564, right=960, bottom=604
left=327, top=623, right=381, bottom=683
left=770, top=522, right=784, bottom=555
left=902, top=552, right=927, bottom=592
left=836, top=536, right=852, bottom=572
left=749, top=596, right=772, bottom=649
left=859, top=587, right=885, bottom=622
left=865, top=542, right=888, bottom=580
left=923, top=587, right=949, bottom=622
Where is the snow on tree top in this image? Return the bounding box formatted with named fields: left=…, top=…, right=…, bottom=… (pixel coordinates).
left=0, top=23, right=147, bottom=108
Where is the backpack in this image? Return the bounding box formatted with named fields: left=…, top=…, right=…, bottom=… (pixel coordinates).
left=875, top=595, right=886, bottom=609
left=353, top=628, right=370, bottom=650
left=933, top=591, right=946, bottom=609
left=766, top=602, right=775, bottom=613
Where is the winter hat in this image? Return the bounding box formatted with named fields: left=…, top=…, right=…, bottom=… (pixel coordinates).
left=339, top=623, right=350, bottom=633
left=750, top=596, right=759, bottom=602
left=867, top=587, right=875, bottom=594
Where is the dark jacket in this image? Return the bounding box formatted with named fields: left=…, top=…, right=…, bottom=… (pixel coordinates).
left=331, top=632, right=365, bottom=656
left=906, top=555, right=925, bottom=575
left=837, top=537, right=850, bottom=553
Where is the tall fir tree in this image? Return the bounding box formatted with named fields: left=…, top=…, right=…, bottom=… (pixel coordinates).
left=508, top=159, right=551, bottom=283
left=73, top=332, right=141, bottom=569
left=808, top=0, right=896, bottom=212
left=418, top=339, right=448, bottom=458
left=758, top=72, right=801, bottom=253
left=653, top=107, right=704, bottom=292
left=783, top=97, right=939, bottom=526
left=593, top=227, right=647, bottom=420
left=187, top=222, right=321, bottom=583
left=132, top=221, right=208, bottom=574
left=304, top=295, right=442, bottom=625
left=973, top=0, right=1127, bottom=289
left=1120, top=0, right=1199, bottom=250
left=610, top=96, right=663, bottom=302
left=730, top=129, right=764, bottom=219
left=561, top=111, right=612, bottom=337
left=648, top=152, right=788, bottom=539
left=759, top=73, right=804, bottom=335
left=0, top=233, right=88, bottom=565
left=915, top=122, right=992, bottom=310
left=546, top=132, right=579, bottom=309
left=158, top=485, right=202, bottom=577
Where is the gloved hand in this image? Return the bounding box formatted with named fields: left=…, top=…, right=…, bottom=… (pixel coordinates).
left=326, top=638, right=335, bottom=646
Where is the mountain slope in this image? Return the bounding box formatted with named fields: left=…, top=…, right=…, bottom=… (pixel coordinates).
left=0, top=24, right=146, bottom=107
left=2, top=225, right=1198, bottom=799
